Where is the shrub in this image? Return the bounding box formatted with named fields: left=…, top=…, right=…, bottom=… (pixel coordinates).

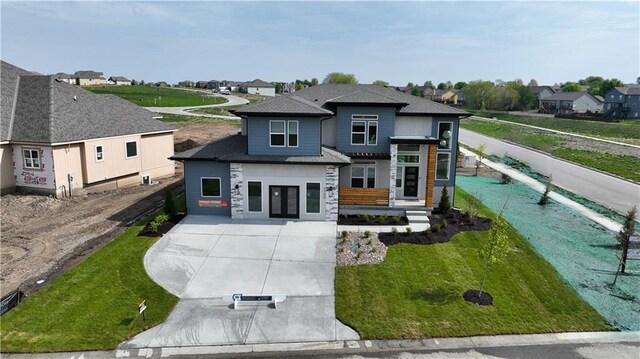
left=377, top=215, right=387, bottom=224
left=442, top=220, right=448, bottom=228
left=364, top=230, right=372, bottom=238
left=149, top=213, right=169, bottom=233
left=341, top=230, right=348, bottom=239
left=501, top=173, right=512, bottom=184
left=438, top=186, right=452, bottom=213
left=405, top=227, right=413, bottom=234
left=423, top=228, right=431, bottom=235
left=538, top=175, right=553, bottom=206
left=164, top=189, right=176, bottom=217
left=366, top=239, right=372, bottom=245
left=392, top=215, right=402, bottom=224
left=391, top=227, right=398, bottom=236
left=431, top=224, right=441, bottom=232
left=371, top=247, right=377, bottom=253
left=363, top=214, right=371, bottom=222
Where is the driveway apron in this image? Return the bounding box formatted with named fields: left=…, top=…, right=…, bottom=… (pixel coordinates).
left=121, top=215, right=358, bottom=348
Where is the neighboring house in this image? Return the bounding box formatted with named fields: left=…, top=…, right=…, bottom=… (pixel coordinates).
left=178, top=80, right=194, bottom=87
left=453, top=89, right=464, bottom=107
left=195, top=81, right=209, bottom=89
left=171, top=84, right=469, bottom=221
left=432, top=89, right=458, bottom=104
left=540, top=92, right=603, bottom=115
left=240, top=79, right=276, bottom=97
left=156, top=81, right=169, bottom=87
left=530, top=86, right=556, bottom=109
left=282, top=82, right=295, bottom=94
left=74, top=70, right=106, bottom=86
left=108, top=76, right=132, bottom=86
left=53, top=72, right=74, bottom=84
left=0, top=61, right=176, bottom=197
left=603, top=86, right=640, bottom=120
left=146, top=82, right=156, bottom=87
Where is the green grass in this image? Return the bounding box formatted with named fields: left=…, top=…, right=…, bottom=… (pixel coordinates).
left=335, top=188, right=610, bottom=339
left=472, top=111, right=640, bottom=145
left=85, top=85, right=228, bottom=107
left=156, top=112, right=240, bottom=126
left=460, top=118, right=640, bottom=182
left=188, top=105, right=242, bottom=117
left=0, top=210, right=181, bottom=352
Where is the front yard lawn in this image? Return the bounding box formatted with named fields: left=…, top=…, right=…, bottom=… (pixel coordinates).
left=335, top=188, right=610, bottom=338
left=85, top=85, right=227, bottom=107
left=0, top=222, right=179, bottom=352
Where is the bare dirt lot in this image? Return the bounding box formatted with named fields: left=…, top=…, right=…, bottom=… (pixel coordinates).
left=0, top=119, right=239, bottom=297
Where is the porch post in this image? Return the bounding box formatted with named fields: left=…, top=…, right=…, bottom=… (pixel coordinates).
left=325, top=165, right=339, bottom=221
left=425, top=144, right=436, bottom=208
left=230, top=163, right=244, bottom=219
left=389, top=144, right=397, bottom=207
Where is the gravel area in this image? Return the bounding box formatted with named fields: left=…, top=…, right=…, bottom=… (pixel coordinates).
left=336, top=231, right=387, bottom=266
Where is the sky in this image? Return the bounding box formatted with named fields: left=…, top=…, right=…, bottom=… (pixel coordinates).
left=2, top=1, right=639, bottom=86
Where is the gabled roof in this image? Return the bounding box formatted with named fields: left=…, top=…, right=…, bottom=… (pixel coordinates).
left=243, top=79, right=275, bottom=88
left=614, top=86, right=640, bottom=95
left=530, top=85, right=556, bottom=94
left=434, top=89, right=454, bottom=96
left=170, top=134, right=350, bottom=165
left=1, top=61, right=173, bottom=144
left=109, top=76, right=130, bottom=82
left=544, top=91, right=597, bottom=102
left=325, top=90, right=408, bottom=107
left=53, top=72, right=74, bottom=80
left=74, top=70, right=104, bottom=79
left=232, top=95, right=333, bottom=116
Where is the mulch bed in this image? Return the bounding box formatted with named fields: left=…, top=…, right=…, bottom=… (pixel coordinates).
left=378, top=209, right=492, bottom=246
left=338, top=215, right=409, bottom=226
left=463, top=289, right=494, bottom=306
left=138, top=213, right=185, bottom=237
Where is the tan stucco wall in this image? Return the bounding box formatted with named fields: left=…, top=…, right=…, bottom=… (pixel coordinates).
left=78, top=78, right=107, bottom=86
left=82, top=135, right=142, bottom=184
left=0, top=144, right=16, bottom=192
left=140, top=132, right=175, bottom=180
left=52, top=143, right=85, bottom=195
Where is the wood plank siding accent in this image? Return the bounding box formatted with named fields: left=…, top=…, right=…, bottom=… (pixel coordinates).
left=339, top=187, right=390, bottom=206
left=425, top=144, right=436, bottom=208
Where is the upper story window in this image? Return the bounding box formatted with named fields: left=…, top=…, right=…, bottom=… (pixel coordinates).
left=95, top=145, right=104, bottom=162
left=398, top=144, right=420, bottom=152
left=270, top=120, right=298, bottom=147
left=351, top=115, right=378, bottom=146
left=23, top=148, right=40, bottom=169
left=125, top=141, right=138, bottom=158
left=437, top=122, right=453, bottom=150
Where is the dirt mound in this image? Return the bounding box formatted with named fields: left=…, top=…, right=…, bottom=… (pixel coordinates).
left=463, top=289, right=493, bottom=305
left=174, top=139, right=199, bottom=153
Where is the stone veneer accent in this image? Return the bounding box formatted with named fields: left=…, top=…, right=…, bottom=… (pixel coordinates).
left=388, top=144, right=397, bottom=207
left=230, top=163, right=244, bottom=219
left=325, top=165, right=339, bottom=221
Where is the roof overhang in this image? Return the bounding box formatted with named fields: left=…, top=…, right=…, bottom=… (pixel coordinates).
left=232, top=111, right=334, bottom=117
left=390, top=136, right=439, bottom=145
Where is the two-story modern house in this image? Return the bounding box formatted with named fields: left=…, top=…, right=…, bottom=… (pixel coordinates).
left=171, top=84, right=469, bottom=221
left=603, top=86, right=640, bottom=120
left=540, top=91, right=603, bottom=115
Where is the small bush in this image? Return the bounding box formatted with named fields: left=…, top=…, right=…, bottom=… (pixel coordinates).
left=501, top=173, right=512, bottom=184
left=363, top=230, right=372, bottom=238
left=371, top=247, right=377, bottom=253
left=442, top=220, right=448, bottom=228
left=391, top=227, right=398, bottom=236
left=341, top=230, right=348, bottom=239
left=438, top=186, right=452, bottom=213
left=377, top=215, right=387, bottom=224
left=164, top=189, right=176, bottom=217
left=423, top=228, right=431, bottom=235
left=392, top=215, right=401, bottom=224
left=149, top=213, right=170, bottom=233
left=366, top=239, right=372, bottom=245
left=405, top=227, right=413, bottom=234
left=431, top=224, right=441, bottom=232
left=363, top=214, right=371, bottom=222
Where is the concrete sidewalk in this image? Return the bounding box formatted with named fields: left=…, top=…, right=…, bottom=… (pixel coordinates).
left=4, top=331, right=638, bottom=358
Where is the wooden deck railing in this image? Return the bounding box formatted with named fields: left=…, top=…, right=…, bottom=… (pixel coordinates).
left=339, top=187, right=390, bottom=206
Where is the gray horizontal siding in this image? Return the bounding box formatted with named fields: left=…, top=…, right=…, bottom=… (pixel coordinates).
left=184, top=161, right=231, bottom=216
left=247, top=116, right=321, bottom=156
left=335, top=106, right=395, bottom=154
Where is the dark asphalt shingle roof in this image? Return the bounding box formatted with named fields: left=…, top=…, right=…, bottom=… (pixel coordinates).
left=232, top=95, right=333, bottom=116
left=109, top=76, right=130, bottom=82
left=171, top=134, right=350, bottom=165
left=74, top=70, right=104, bottom=79
left=243, top=79, right=275, bottom=88
left=325, top=90, right=408, bottom=106
left=530, top=86, right=556, bottom=94
left=1, top=61, right=37, bottom=141
left=615, top=86, right=640, bottom=95
left=544, top=91, right=593, bottom=101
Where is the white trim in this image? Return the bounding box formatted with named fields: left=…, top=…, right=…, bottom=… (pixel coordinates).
left=304, top=181, right=322, bottom=214
left=288, top=120, right=299, bottom=148
left=367, top=167, right=376, bottom=188
left=269, top=120, right=286, bottom=147
left=367, top=121, right=378, bottom=145
left=95, top=144, right=104, bottom=162
left=396, top=165, right=404, bottom=189
left=352, top=114, right=378, bottom=120
left=350, top=164, right=376, bottom=188
left=435, top=153, right=451, bottom=180
left=201, top=177, right=222, bottom=198
left=22, top=147, right=41, bottom=170
left=125, top=140, right=138, bottom=159
left=437, top=121, right=453, bottom=150
left=246, top=180, right=263, bottom=213
left=350, top=120, right=367, bottom=145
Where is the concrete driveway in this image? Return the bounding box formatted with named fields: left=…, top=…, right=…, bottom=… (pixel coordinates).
left=121, top=215, right=358, bottom=348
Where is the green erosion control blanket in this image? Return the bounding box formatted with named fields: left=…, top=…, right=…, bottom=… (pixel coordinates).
left=458, top=175, right=640, bottom=331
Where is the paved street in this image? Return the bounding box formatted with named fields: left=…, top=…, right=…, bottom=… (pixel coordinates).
left=145, top=93, right=248, bottom=119
left=459, top=128, right=640, bottom=214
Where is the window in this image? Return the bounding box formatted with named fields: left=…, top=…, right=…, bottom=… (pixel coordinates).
left=351, top=166, right=365, bottom=187
left=619, top=95, right=623, bottom=100
left=125, top=141, right=138, bottom=158
left=397, top=154, right=420, bottom=164
left=201, top=177, right=221, bottom=197
left=351, top=121, right=366, bottom=145
left=306, top=183, right=321, bottom=213
left=436, top=153, right=450, bottom=180
left=367, top=121, right=378, bottom=145
left=270, top=120, right=286, bottom=147
left=23, top=149, right=40, bottom=169
left=367, top=167, right=376, bottom=188
left=95, top=145, right=104, bottom=162
left=248, top=181, right=262, bottom=212
left=288, top=121, right=298, bottom=147
left=398, top=144, right=419, bottom=152
left=438, top=122, right=453, bottom=150
left=396, top=166, right=403, bottom=188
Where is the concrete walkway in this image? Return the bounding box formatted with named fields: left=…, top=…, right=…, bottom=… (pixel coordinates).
left=121, top=215, right=357, bottom=348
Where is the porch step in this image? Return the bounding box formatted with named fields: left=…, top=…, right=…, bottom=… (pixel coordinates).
left=406, top=210, right=430, bottom=224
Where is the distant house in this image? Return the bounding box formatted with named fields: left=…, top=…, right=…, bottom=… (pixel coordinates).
left=207, top=80, right=219, bottom=90
left=432, top=89, right=458, bottom=104
left=108, top=76, right=132, bottom=86
left=603, top=86, right=640, bottom=120
left=74, top=70, right=106, bottom=86
left=195, top=81, right=209, bottom=89
left=156, top=81, right=169, bottom=87
left=282, top=82, right=295, bottom=94
left=53, top=72, right=74, bottom=84
left=540, top=92, right=603, bottom=115
left=453, top=89, right=464, bottom=107
left=178, top=80, right=194, bottom=88
left=1, top=61, right=176, bottom=197
left=240, top=79, right=276, bottom=97
left=146, top=82, right=156, bottom=87
left=530, top=86, right=556, bottom=109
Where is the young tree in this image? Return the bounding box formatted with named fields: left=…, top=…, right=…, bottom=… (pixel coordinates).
left=322, top=72, right=358, bottom=84
left=617, top=206, right=637, bottom=274
left=538, top=175, right=553, bottom=205
left=274, top=82, right=283, bottom=94
left=372, top=80, right=389, bottom=87
left=474, top=143, right=487, bottom=176
left=517, top=85, right=537, bottom=110
left=411, top=86, right=421, bottom=97
left=131, top=79, right=137, bottom=86
left=438, top=186, right=451, bottom=213
left=311, top=77, right=319, bottom=86
left=478, top=216, right=511, bottom=297
left=164, top=188, right=176, bottom=217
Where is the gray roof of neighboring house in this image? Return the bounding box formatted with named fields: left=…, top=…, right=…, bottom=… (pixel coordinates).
left=109, top=76, right=130, bottom=82
left=544, top=91, right=595, bottom=101
left=530, top=86, right=556, bottom=94
left=234, top=84, right=468, bottom=117
left=243, top=79, right=275, bottom=88
left=615, top=86, right=640, bottom=95
left=1, top=61, right=173, bottom=143
left=170, top=134, right=350, bottom=165
left=74, top=70, right=104, bottom=79
left=1, top=61, right=37, bottom=141
left=594, top=95, right=605, bottom=102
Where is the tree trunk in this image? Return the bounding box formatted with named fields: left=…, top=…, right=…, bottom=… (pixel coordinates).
left=621, top=235, right=629, bottom=273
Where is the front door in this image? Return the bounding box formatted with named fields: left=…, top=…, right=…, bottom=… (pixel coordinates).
left=269, top=186, right=299, bottom=218
left=403, top=166, right=419, bottom=197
